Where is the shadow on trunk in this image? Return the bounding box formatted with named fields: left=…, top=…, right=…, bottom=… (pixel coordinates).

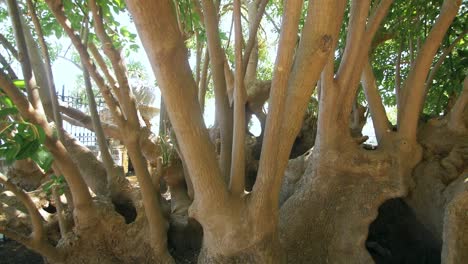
left=367, top=198, right=441, bottom=264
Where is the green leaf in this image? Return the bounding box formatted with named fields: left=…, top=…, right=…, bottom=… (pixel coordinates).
left=12, top=79, right=26, bottom=89
left=0, top=107, right=18, bottom=118
left=16, top=140, right=41, bottom=160
left=30, top=146, right=54, bottom=171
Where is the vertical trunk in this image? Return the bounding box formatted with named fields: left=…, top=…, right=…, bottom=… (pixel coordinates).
left=229, top=0, right=246, bottom=196
left=201, top=0, right=234, bottom=182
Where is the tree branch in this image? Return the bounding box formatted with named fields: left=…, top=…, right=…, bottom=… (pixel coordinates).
left=0, top=173, right=44, bottom=242
left=26, top=0, right=65, bottom=142
left=89, top=0, right=141, bottom=128
left=201, top=0, right=233, bottom=182
left=229, top=0, right=246, bottom=196
left=0, top=173, right=64, bottom=261
left=399, top=0, right=461, bottom=142
left=361, top=59, right=390, bottom=144
left=242, top=0, right=268, bottom=81
left=88, top=43, right=121, bottom=102
left=253, top=0, right=304, bottom=206
left=395, top=43, right=402, bottom=109
left=44, top=0, right=125, bottom=129
left=198, top=49, right=209, bottom=112
left=126, top=0, right=229, bottom=218
left=0, top=72, right=94, bottom=221
left=0, top=33, right=19, bottom=60
left=6, top=0, right=44, bottom=113
left=253, top=0, right=346, bottom=209
left=0, top=52, right=18, bottom=79
left=336, top=0, right=372, bottom=87
left=339, top=0, right=394, bottom=130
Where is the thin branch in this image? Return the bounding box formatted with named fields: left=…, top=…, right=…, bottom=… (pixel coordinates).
left=336, top=0, right=372, bottom=87
left=201, top=0, right=233, bottom=182
left=44, top=0, right=124, bottom=128
left=340, top=0, right=394, bottom=114
left=89, top=0, right=140, bottom=127
left=6, top=0, right=44, bottom=113
left=395, top=43, right=402, bottom=109
left=59, top=105, right=121, bottom=139
left=199, top=48, right=209, bottom=112
left=229, top=0, right=246, bottom=196
left=264, top=9, right=281, bottom=33
left=0, top=52, right=18, bottom=79
left=26, top=0, right=65, bottom=141
left=56, top=55, right=83, bottom=71
left=195, top=32, right=202, bottom=87
left=82, top=47, right=118, bottom=197
left=51, top=164, right=69, bottom=237
left=361, top=59, right=390, bottom=144
left=0, top=33, right=19, bottom=60
left=88, top=43, right=121, bottom=101
left=242, top=0, right=268, bottom=80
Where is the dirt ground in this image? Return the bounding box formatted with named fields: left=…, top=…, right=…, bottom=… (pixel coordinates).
left=0, top=239, right=43, bottom=264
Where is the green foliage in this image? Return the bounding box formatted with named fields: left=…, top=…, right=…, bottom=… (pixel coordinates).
left=42, top=174, right=66, bottom=197
left=159, top=131, right=176, bottom=167
left=366, top=0, right=467, bottom=116
left=0, top=82, right=53, bottom=171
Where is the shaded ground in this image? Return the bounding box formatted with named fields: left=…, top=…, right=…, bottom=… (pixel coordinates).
left=0, top=239, right=43, bottom=264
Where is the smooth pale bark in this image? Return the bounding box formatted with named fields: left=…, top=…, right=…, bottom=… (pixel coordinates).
left=200, top=0, right=234, bottom=182
left=253, top=0, right=304, bottom=210
left=126, top=0, right=229, bottom=218
left=243, top=0, right=267, bottom=82
left=89, top=0, right=141, bottom=128
left=26, top=0, right=64, bottom=142
left=21, top=18, right=53, bottom=118
left=336, top=0, right=372, bottom=86
left=198, top=50, right=209, bottom=112
left=229, top=0, right=246, bottom=196
left=253, top=0, right=346, bottom=209
left=339, top=0, right=394, bottom=119
left=399, top=0, right=461, bottom=142
left=82, top=63, right=121, bottom=197
left=88, top=43, right=122, bottom=102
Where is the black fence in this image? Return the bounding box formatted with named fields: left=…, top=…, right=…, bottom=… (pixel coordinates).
left=58, top=88, right=105, bottom=147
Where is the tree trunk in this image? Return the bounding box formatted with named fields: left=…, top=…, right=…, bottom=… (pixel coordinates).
left=279, top=136, right=420, bottom=263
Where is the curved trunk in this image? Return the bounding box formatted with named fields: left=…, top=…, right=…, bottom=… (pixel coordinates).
left=280, top=134, right=421, bottom=263
left=404, top=118, right=468, bottom=263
